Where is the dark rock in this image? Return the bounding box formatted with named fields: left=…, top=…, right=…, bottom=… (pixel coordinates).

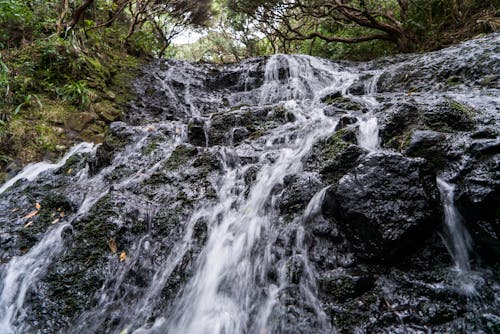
left=379, top=102, right=420, bottom=149
left=456, top=154, right=500, bottom=262
left=405, top=130, right=448, bottom=169
left=323, top=152, right=440, bottom=261
left=471, top=127, right=498, bottom=139
left=232, top=127, right=251, bottom=144
left=109, top=121, right=135, bottom=139
left=306, top=129, right=363, bottom=184
left=348, top=81, right=365, bottom=95
left=423, top=100, right=475, bottom=132
left=334, top=116, right=358, bottom=131
left=278, top=173, right=323, bottom=218
left=318, top=270, right=374, bottom=302
left=88, top=141, right=115, bottom=175
left=469, top=139, right=500, bottom=155
left=187, top=118, right=207, bottom=147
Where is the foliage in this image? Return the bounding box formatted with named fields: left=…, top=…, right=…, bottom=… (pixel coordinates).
left=57, top=81, right=93, bottom=108
left=225, top=0, right=498, bottom=58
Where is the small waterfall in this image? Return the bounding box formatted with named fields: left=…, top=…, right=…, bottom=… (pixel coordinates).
left=148, top=54, right=357, bottom=334
left=436, top=177, right=473, bottom=273
left=355, top=71, right=382, bottom=152
left=0, top=142, right=95, bottom=195
left=1, top=34, right=498, bottom=333
left=0, top=223, right=69, bottom=334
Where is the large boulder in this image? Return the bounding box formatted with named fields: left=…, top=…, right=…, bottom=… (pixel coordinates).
left=323, top=152, right=440, bottom=261
left=456, top=153, right=500, bottom=263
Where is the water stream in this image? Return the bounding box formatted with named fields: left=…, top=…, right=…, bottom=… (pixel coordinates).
left=0, top=34, right=498, bottom=333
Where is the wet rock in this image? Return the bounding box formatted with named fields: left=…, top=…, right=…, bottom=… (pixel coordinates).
left=279, top=173, right=323, bottom=218
left=306, top=129, right=363, bottom=184
left=347, top=81, right=365, bottom=95
left=469, top=138, right=500, bottom=155
left=322, top=93, right=364, bottom=112
left=187, top=118, right=207, bottom=147
left=379, top=102, right=420, bottom=149
left=334, top=116, right=358, bottom=131
left=405, top=130, right=448, bottom=169
left=318, top=270, right=374, bottom=302
left=88, top=141, right=115, bottom=175
left=323, top=152, right=440, bottom=261
left=456, top=154, right=500, bottom=262
left=65, top=112, right=98, bottom=132
left=471, top=127, right=498, bottom=139
left=423, top=100, right=475, bottom=132
left=232, top=127, right=251, bottom=144
left=109, top=121, right=135, bottom=139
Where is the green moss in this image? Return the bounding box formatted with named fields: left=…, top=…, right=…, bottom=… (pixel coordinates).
left=320, top=129, right=351, bottom=161
left=45, top=195, right=118, bottom=317
left=447, top=99, right=475, bottom=120
left=143, top=142, right=158, bottom=155
left=17, top=193, right=74, bottom=252
left=323, top=95, right=361, bottom=110
left=445, top=76, right=461, bottom=86
left=164, top=145, right=198, bottom=170
left=386, top=130, right=413, bottom=152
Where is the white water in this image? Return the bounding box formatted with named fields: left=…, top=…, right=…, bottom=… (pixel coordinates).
left=436, top=177, right=473, bottom=273
left=1, top=34, right=497, bottom=332
left=0, top=142, right=95, bottom=195
left=141, top=55, right=358, bottom=334
left=0, top=223, right=69, bottom=333
left=355, top=71, right=382, bottom=152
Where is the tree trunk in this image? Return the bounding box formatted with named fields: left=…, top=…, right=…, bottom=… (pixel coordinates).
left=395, top=32, right=412, bottom=52
left=56, top=0, right=70, bottom=35
left=67, top=0, right=95, bottom=31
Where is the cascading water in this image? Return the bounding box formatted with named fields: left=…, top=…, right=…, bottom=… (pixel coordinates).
left=0, top=33, right=498, bottom=333
left=142, top=55, right=357, bottom=334
left=354, top=71, right=381, bottom=152
left=436, top=177, right=472, bottom=273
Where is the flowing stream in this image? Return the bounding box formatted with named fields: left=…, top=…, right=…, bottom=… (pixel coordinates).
left=0, top=34, right=498, bottom=333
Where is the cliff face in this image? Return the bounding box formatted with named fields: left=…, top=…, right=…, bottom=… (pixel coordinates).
left=0, top=33, right=498, bottom=334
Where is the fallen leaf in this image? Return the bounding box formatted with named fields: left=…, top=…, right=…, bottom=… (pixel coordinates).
left=51, top=218, right=60, bottom=225
left=24, top=221, right=34, bottom=228
left=35, top=202, right=41, bottom=210
left=109, top=239, right=118, bottom=253
left=24, top=210, right=38, bottom=219
left=67, top=168, right=73, bottom=174
left=60, top=211, right=65, bottom=218
left=119, top=251, right=127, bottom=262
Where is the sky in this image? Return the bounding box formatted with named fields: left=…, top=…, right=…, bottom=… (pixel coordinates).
left=172, top=30, right=205, bottom=45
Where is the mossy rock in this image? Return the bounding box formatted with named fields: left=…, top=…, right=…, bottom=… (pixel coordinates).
left=164, top=145, right=199, bottom=170
left=94, top=100, right=122, bottom=122
left=307, top=128, right=363, bottom=183
left=17, top=193, right=74, bottom=252
left=44, top=195, right=118, bottom=318
left=322, top=93, right=363, bottom=111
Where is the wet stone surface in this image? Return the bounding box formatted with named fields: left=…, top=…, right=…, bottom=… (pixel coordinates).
left=0, top=34, right=499, bottom=334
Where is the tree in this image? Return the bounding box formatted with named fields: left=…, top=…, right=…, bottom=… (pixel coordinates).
left=55, top=0, right=213, bottom=55
left=227, top=0, right=416, bottom=52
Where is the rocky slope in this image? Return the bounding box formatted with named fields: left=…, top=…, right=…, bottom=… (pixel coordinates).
left=0, top=33, right=498, bottom=334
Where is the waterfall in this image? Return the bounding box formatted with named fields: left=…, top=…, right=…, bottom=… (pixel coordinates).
left=436, top=177, right=473, bottom=273
left=155, top=54, right=356, bottom=334
left=355, top=71, right=382, bottom=152
left=0, top=34, right=498, bottom=333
